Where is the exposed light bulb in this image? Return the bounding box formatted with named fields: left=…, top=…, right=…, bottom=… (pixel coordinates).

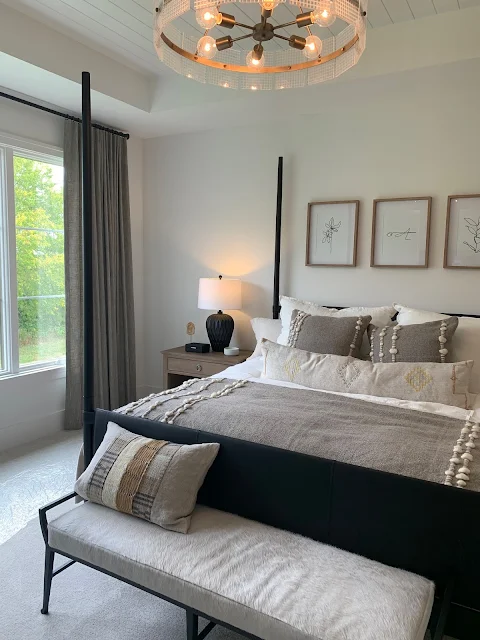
left=197, top=35, right=217, bottom=59
left=260, top=0, right=280, bottom=11
left=223, top=82, right=229, bottom=88
left=246, top=49, right=265, bottom=69
left=251, top=85, right=258, bottom=91
left=195, top=6, right=220, bottom=29
left=303, top=35, right=322, bottom=59
left=311, top=0, right=336, bottom=27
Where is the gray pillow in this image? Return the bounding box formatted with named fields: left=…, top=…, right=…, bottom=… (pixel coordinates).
left=367, top=317, right=459, bottom=364
left=75, top=422, right=219, bottom=533
left=287, top=310, right=371, bottom=359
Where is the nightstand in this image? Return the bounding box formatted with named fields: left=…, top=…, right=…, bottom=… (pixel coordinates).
left=161, top=346, right=253, bottom=390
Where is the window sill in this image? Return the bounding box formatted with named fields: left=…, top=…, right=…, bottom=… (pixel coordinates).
left=0, top=364, right=66, bottom=383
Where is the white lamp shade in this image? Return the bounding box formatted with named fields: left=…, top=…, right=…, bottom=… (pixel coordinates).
left=198, top=277, right=241, bottom=311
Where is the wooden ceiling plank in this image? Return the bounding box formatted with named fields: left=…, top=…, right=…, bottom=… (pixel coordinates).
left=458, top=0, right=480, bottom=8
left=365, top=0, right=393, bottom=27
left=49, top=0, right=154, bottom=48
left=33, top=0, right=159, bottom=64
left=433, top=0, right=460, bottom=13
left=107, top=0, right=153, bottom=27
left=381, top=0, right=414, bottom=22
left=405, top=0, right=437, bottom=19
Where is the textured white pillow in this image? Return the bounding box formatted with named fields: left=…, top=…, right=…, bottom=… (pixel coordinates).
left=250, top=317, right=282, bottom=358
left=394, top=304, right=480, bottom=394
left=278, top=296, right=395, bottom=346
left=261, top=339, right=473, bottom=409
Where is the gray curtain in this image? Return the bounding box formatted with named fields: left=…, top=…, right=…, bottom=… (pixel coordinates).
left=64, top=120, right=136, bottom=430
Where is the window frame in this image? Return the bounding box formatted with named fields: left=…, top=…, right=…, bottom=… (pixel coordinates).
left=0, top=132, right=64, bottom=377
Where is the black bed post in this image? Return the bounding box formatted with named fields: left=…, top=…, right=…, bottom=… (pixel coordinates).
left=272, top=156, right=283, bottom=320
left=82, top=71, right=94, bottom=466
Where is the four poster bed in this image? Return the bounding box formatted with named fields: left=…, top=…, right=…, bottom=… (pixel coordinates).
left=41, top=73, right=480, bottom=639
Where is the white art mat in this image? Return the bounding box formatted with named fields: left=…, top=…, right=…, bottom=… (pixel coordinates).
left=447, top=197, right=480, bottom=267
left=374, top=200, right=429, bottom=266
left=308, top=202, right=356, bottom=266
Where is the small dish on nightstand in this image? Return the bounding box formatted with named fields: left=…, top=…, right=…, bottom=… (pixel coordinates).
left=224, top=347, right=239, bottom=356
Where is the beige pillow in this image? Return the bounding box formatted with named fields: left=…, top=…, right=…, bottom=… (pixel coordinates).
left=75, top=422, right=219, bottom=533
left=394, top=303, right=480, bottom=394
left=261, top=339, right=473, bottom=408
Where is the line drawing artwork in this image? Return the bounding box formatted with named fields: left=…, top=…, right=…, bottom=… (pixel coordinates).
left=386, top=228, right=417, bottom=240
left=463, top=217, right=480, bottom=253
left=322, top=217, right=341, bottom=253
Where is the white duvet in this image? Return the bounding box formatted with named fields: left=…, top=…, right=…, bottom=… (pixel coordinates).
left=214, top=356, right=480, bottom=423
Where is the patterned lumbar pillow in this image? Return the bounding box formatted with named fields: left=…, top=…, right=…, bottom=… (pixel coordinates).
left=287, top=310, right=371, bottom=359
left=75, top=422, right=219, bottom=533
left=367, top=317, right=459, bottom=364
left=260, top=339, right=473, bottom=408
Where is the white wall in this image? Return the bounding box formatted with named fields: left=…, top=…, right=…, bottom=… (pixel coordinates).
left=0, top=98, right=144, bottom=451
left=143, top=58, right=480, bottom=392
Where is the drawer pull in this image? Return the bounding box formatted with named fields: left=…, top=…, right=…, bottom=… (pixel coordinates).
left=196, top=364, right=202, bottom=372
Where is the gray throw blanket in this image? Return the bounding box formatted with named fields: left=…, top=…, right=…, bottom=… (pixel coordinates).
left=117, top=377, right=479, bottom=492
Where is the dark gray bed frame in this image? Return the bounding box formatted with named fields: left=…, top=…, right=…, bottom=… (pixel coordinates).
left=39, top=72, right=480, bottom=640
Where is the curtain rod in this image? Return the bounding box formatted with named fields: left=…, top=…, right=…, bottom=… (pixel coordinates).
left=0, top=90, right=130, bottom=140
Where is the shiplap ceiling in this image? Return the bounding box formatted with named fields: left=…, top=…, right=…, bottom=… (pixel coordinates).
left=3, top=0, right=480, bottom=76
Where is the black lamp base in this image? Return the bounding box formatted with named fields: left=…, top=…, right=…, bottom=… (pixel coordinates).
left=206, top=312, right=234, bottom=352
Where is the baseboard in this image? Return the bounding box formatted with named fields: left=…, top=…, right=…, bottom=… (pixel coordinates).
left=0, top=410, right=65, bottom=452
left=139, top=385, right=162, bottom=396
left=136, top=385, right=153, bottom=399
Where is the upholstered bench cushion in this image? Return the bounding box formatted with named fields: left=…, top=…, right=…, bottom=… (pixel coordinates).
left=49, top=503, right=434, bottom=640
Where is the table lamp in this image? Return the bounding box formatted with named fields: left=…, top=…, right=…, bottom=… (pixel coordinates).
left=198, top=275, right=241, bottom=352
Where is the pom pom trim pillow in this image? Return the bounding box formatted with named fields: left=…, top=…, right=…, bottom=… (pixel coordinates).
left=75, top=422, right=219, bottom=533
left=394, top=303, right=480, bottom=394
left=277, top=296, right=395, bottom=346
left=260, top=339, right=473, bottom=408
left=288, top=311, right=371, bottom=359
left=368, top=317, right=459, bottom=364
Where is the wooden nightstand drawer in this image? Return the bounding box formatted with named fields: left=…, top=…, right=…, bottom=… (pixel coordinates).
left=162, top=346, right=253, bottom=390
left=167, top=357, right=225, bottom=378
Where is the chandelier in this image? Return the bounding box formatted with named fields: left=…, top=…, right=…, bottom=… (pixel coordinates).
left=154, top=0, right=368, bottom=91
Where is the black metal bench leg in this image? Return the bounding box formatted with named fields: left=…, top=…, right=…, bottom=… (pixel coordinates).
left=41, top=547, right=55, bottom=614
left=186, top=609, right=199, bottom=639
left=433, top=577, right=455, bottom=640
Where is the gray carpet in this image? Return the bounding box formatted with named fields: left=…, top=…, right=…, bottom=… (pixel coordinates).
left=0, top=513, right=452, bottom=640
left=0, top=514, right=242, bottom=640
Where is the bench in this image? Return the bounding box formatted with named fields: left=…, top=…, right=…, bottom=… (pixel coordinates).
left=38, top=409, right=461, bottom=639
left=40, top=494, right=447, bottom=640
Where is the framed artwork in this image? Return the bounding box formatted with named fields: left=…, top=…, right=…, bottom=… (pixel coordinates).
left=444, top=195, right=480, bottom=269
left=306, top=200, right=359, bottom=267
left=371, top=197, right=432, bottom=268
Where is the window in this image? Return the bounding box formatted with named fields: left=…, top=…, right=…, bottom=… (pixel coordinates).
left=0, top=134, right=65, bottom=375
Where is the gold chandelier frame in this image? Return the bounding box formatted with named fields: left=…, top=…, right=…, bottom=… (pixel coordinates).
left=160, top=31, right=359, bottom=74
left=154, top=0, right=368, bottom=90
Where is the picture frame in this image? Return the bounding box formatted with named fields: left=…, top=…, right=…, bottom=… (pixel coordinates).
left=306, top=200, right=359, bottom=267
left=444, top=195, right=480, bottom=269
left=371, top=197, right=432, bottom=268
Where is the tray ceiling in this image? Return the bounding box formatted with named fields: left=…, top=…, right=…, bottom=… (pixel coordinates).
left=2, top=0, right=480, bottom=76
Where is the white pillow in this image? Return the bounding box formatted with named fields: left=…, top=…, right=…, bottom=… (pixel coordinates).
left=250, top=317, right=282, bottom=358
left=278, top=296, right=395, bottom=346
left=394, top=303, right=480, bottom=394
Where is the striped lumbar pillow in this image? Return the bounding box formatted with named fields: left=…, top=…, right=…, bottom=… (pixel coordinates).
left=75, top=422, right=219, bottom=533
